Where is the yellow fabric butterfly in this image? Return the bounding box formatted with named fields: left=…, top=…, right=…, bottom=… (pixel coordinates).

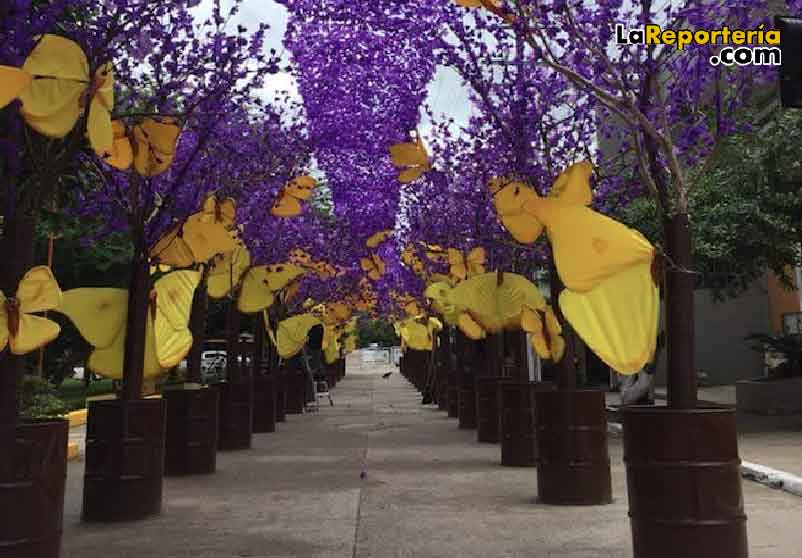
left=366, top=229, right=393, bottom=249
left=271, top=175, right=317, bottom=218
left=273, top=313, right=322, bottom=359
left=197, top=194, right=237, bottom=227
left=521, top=305, right=565, bottom=363
left=0, top=266, right=62, bottom=355
left=103, top=117, right=182, bottom=178
left=421, top=242, right=449, bottom=264
left=150, top=201, right=236, bottom=267
left=389, top=135, right=431, bottom=183
left=448, top=246, right=486, bottom=282
left=360, top=253, right=386, bottom=281
left=207, top=244, right=252, bottom=299
left=0, top=35, right=114, bottom=153
left=237, top=264, right=307, bottom=314
left=55, top=271, right=199, bottom=379
left=518, top=161, right=660, bottom=374
left=398, top=317, right=434, bottom=351
left=449, top=271, right=546, bottom=333
left=321, top=302, right=352, bottom=325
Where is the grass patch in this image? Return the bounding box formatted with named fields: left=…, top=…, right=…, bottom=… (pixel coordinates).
left=57, top=378, right=115, bottom=411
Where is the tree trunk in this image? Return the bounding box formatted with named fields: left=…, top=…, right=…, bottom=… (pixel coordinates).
left=226, top=302, right=241, bottom=383
left=550, top=259, right=577, bottom=391
left=252, top=316, right=264, bottom=378
left=663, top=214, right=697, bottom=409
left=121, top=254, right=151, bottom=401
left=186, top=278, right=208, bottom=384
left=0, top=215, right=37, bottom=468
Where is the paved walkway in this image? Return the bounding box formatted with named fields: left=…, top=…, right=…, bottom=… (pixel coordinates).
left=63, top=357, right=802, bottom=558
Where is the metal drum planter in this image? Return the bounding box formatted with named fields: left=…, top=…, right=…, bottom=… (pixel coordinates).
left=535, top=389, right=612, bottom=505
left=218, top=378, right=253, bottom=451
left=447, top=357, right=458, bottom=418
left=499, top=381, right=554, bottom=466
left=458, top=372, right=477, bottom=430
left=475, top=376, right=501, bottom=443
left=285, top=368, right=306, bottom=415
left=252, top=374, right=277, bottom=434
left=164, top=385, right=219, bottom=476
left=275, top=368, right=287, bottom=422
left=622, top=406, right=747, bottom=558
left=83, top=398, right=166, bottom=521
left=0, top=420, right=68, bottom=558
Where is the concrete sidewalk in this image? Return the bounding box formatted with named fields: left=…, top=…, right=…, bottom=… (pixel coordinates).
left=62, top=358, right=802, bottom=558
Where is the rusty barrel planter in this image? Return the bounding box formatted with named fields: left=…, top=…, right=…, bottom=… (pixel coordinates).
left=83, top=398, right=166, bottom=521
left=622, top=406, right=747, bottom=558
left=338, top=358, right=345, bottom=380
left=164, top=385, right=219, bottom=476
left=475, top=376, right=501, bottom=443
left=535, top=389, right=612, bottom=505
left=285, top=368, right=307, bottom=414
left=458, top=372, right=476, bottom=430
left=499, top=380, right=554, bottom=466
left=217, top=378, right=253, bottom=451
left=447, top=362, right=458, bottom=418
left=437, top=358, right=448, bottom=412
left=252, top=374, right=277, bottom=434
left=275, top=368, right=286, bottom=422
left=326, top=362, right=338, bottom=388
left=0, top=419, right=68, bottom=558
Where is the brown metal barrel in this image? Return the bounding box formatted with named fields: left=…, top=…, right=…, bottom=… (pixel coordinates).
left=275, top=368, right=286, bottom=422
left=535, top=389, right=612, bottom=505
left=622, top=406, right=747, bottom=558
left=285, top=368, right=307, bottom=414
left=218, top=377, right=253, bottom=451
left=338, top=358, right=345, bottom=380
left=252, top=374, right=276, bottom=433
left=164, top=386, right=219, bottom=475
left=437, top=366, right=448, bottom=411
left=499, top=380, right=554, bottom=466
left=0, top=420, right=68, bottom=558
left=475, top=376, right=500, bottom=443
left=83, top=398, right=166, bottom=521
left=325, top=362, right=338, bottom=388
left=447, top=359, right=458, bottom=418
left=458, top=372, right=476, bottom=429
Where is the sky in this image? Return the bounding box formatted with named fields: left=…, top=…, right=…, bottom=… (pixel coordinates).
left=193, top=0, right=476, bottom=138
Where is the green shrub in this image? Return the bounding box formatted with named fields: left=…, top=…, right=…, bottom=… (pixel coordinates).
left=19, top=376, right=69, bottom=419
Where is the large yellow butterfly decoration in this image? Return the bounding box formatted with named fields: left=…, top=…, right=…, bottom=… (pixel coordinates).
left=237, top=263, right=307, bottom=314
left=150, top=197, right=237, bottom=267
left=421, top=243, right=449, bottom=264
left=207, top=243, right=252, bottom=299
left=103, top=117, right=182, bottom=177
left=0, top=34, right=114, bottom=154
left=504, top=160, right=660, bottom=374
left=389, top=135, right=431, bottom=183
left=55, top=271, right=200, bottom=379
left=0, top=267, right=62, bottom=355
left=360, top=253, right=386, bottom=281
left=448, top=246, right=486, bottom=282
left=401, top=244, right=427, bottom=277
left=271, top=175, right=317, bottom=218
left=521, top=304, right=565, bottom=363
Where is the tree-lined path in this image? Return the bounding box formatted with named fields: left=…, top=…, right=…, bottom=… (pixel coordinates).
left=61, top=355, right=802, bottom=558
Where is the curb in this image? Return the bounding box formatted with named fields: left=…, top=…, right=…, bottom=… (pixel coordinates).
left=607, top=422, right=802, bottom=498
left=741, top=461, right=802, bottom=498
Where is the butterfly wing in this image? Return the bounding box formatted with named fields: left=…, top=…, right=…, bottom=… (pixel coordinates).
left=0, top=67, right=32, bottom=108
left=133, top=117, right=180, bottom=177
left=366, top=230, right=392, bottom=249
left=18, top=78, right=84, bottom=137
left=389, top=141, right=427, bottom=167
left=285, top=176, right=317, bottom=201
left=16, top=266, right=61, bottom=313
left=530, top=200, right=655, bottom=293
left=22, top=34, right=89, bottom=80
left=207, top=244, right=251, bottom=299
left=102, top=120, right=134, bottom=169
left=559, top=261, right=659, bottom=374
left=457, top=313, right=486, bottom=340
left=271, top=192, right=303, bottom=217
left=9, top=314, right=60, bottom=355
left=492, top=181, right=544, bottom=244
left=181, top=215, right=237, bottom=263
left=549, top=160, right=593, bottom=206
left=466, top=247, right=486, bottom=276
left=55, top=288, right=128, bottom=349
left=398, top=166, right=426, bottom=184
left=153, top=270, right=200, bottom=368
left=87, top=65, right=114, bottom=155
left=150, top=223, right=196, bottom=267
left=238, top=266, right=276, bottom=314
